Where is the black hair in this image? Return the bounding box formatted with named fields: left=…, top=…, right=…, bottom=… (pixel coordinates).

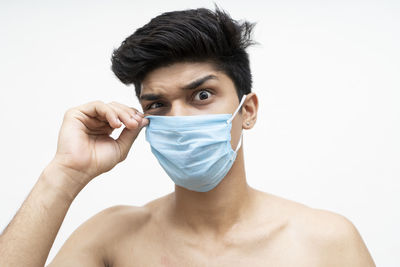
left=111, top=7, right=256, bottom=100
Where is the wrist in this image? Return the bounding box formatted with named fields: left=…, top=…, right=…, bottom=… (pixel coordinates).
left=40, top=160, right=89, bottom=201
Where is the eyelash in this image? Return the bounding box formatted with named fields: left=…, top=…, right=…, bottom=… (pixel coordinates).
left=192, top=89, right=213, bottom=101
left=145, top=89, right=214, bottom=111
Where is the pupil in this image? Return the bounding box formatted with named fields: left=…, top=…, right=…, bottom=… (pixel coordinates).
left=199, top=91, right=208, bottom=100
left=152, top=103, right=162, bottom=109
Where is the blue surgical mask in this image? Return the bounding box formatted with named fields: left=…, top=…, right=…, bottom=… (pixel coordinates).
left=145, top=95, right=247, bottom=192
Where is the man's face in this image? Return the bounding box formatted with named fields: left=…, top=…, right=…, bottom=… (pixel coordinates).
left=139, top=62, right=244, bottom=150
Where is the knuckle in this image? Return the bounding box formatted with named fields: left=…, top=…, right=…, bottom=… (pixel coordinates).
left=108, top=104, right=120, bottom=112
left=90, top=100, right=104, bottom=107
left=127, top=108, right=138, bottom=116
left=130, top=120, right=139, bottom=127
left=109, top=101, right=118, bottom=106
left=64, top=107, right=75, bottom=117
left=120, top=153, right=128, bottom=162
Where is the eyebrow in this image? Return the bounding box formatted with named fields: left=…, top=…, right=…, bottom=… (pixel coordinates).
left=182, top=74, right=218, bottom=90
left=140, top=74, right=218, bottom=101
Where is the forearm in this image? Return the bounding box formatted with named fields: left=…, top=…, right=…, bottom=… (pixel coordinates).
left=0, top=162, right=85, bottom=267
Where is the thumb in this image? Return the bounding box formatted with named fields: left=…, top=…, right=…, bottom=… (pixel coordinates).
left=115, top=118, right=149, bottom=160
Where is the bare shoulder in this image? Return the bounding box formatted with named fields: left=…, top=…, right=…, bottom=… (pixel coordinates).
left=58, top=192, right=173, bottom=244
left=78, top=204, right=153, bottom=240
left=298, top=207, right=375, bottom=266
left=259, top=192, right=376, bottom=267
left=48, top=197, right=167, bottom=266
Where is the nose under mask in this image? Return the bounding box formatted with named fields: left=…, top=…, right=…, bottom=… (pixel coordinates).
left=145, top=95, right=247, bottom=192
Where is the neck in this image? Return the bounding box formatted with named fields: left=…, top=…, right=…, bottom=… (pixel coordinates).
left=169, top=148, right=255, bottom=237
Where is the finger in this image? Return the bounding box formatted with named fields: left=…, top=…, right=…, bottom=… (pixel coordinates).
left=108, top=103, right=140, bottom=130
left=84, top=124, right=115, bottom=136
left=109, top=102, right=144, bottom=118
left=115, top=127, right=141, bottom=161
left=82, top=117, right=108, bottom=130
left=139, top=117, right=149, bottom=128
left=109, top=102, right=145, bottom=123
left=79, top=101, right=121, bottom=128
left=115, top=116, right=149, bottom=161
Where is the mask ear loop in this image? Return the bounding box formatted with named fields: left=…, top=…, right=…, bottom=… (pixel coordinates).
left=234, top=131, right=243, bottom=153
left=227, top=95, right=247, bottom=124
left=227, top=95, right=247, bottom=159
left=230, top=131, right=243, bottom=161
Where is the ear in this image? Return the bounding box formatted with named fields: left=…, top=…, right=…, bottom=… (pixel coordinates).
left=241, top=93, right=258, bottom=130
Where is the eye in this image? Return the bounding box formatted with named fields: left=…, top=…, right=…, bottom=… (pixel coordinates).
left=147, top=102, right=163, bottom=110
left=194, top=90, right=212, bottom=101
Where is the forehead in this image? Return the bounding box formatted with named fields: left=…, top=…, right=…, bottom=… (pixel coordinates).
left=140, top=62, right=230, bottom=96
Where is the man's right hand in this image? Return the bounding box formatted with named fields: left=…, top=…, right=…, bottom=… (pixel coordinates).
left=50, top=101, right=148, bottom=192
left=0, top=100, right=148, bottom=267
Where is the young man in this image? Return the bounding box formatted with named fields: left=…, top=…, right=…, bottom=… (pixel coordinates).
left=0, top=8, right=375, bottom=267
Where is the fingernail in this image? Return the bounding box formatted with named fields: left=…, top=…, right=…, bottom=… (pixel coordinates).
left=116, top=118, right=121, bottom=124
left=133, top=114, right=142, bottom=120
left=142, top=118, right=149, bottom=126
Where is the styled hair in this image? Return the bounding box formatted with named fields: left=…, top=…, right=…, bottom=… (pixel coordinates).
left=111, top=7, right=256, bottom=100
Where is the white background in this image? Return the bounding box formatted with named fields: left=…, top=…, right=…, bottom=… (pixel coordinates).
left=0, top=0, right=399, bottom=266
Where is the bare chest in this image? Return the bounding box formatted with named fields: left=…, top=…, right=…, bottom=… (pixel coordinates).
left=109, top=223, right=322, bottom=267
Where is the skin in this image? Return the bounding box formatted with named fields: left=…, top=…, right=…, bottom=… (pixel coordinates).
left=0, top=62, right=375, bottom=267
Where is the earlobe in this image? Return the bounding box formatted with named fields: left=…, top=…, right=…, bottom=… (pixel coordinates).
left=243, top=120, right=253, bottom=129
left=242, top=92, right=258, bottom=129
